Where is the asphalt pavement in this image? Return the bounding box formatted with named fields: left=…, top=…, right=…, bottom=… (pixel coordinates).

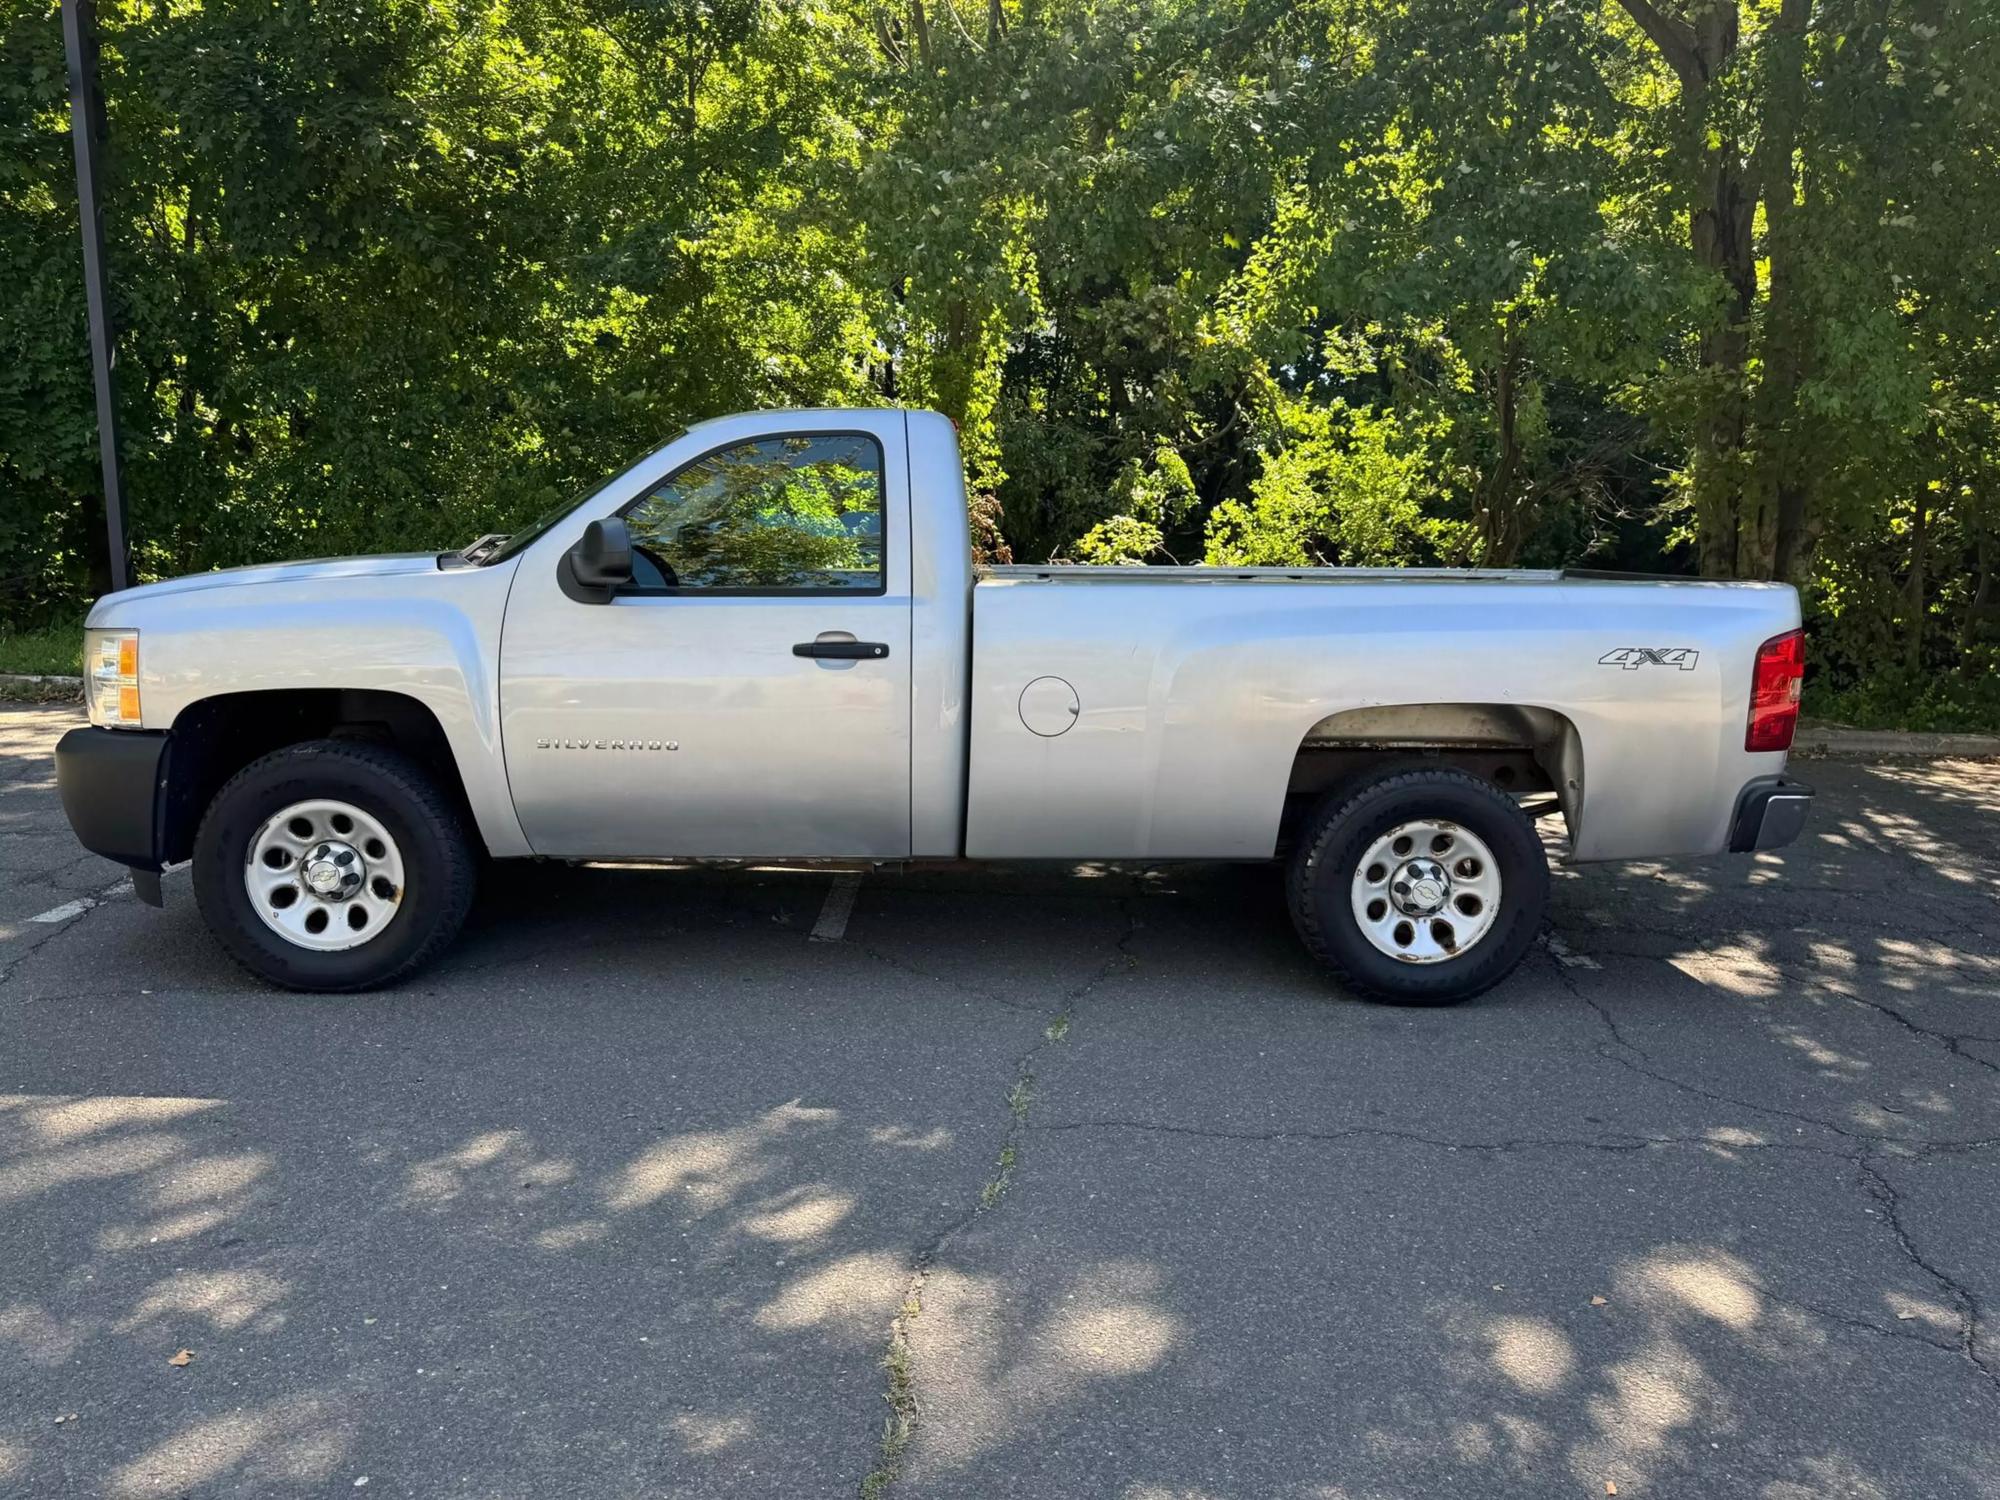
left=1, top=704, right=1995, bottom=1498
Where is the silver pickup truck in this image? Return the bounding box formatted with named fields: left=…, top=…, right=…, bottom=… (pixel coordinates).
left=55, top=407, right=1811, bottom=1003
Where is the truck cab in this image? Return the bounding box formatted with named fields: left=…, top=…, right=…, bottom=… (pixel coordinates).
left=493, top=408, right=973, bottom=860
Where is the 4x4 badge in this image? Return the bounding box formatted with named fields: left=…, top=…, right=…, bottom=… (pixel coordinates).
left=1599, top=647, right=1699, bottom=671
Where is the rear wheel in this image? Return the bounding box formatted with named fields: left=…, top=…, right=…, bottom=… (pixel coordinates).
left=193, top=740, right=476, bottom=991
left=1286, top=766, right=1548, bottom=1005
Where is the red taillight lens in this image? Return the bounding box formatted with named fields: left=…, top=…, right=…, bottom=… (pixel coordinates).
left=1746, top=629, right=1805, bottom=753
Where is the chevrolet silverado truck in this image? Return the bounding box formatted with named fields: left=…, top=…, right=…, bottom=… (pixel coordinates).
left=54, top=407, right=1812, bottom=1002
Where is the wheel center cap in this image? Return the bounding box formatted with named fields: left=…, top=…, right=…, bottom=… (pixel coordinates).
left=302, top=842, right=363, bottom=899
left=1393, top=858, right=1451, bottom=915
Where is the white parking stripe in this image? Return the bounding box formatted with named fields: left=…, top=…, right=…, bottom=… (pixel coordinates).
left=1544, top=933, right=1602, bottom=970
left=810, top=873, right=863, bottom=942
left=29, top=899, right=91, bottom=924
left=27, top=876, right=136, bottom=925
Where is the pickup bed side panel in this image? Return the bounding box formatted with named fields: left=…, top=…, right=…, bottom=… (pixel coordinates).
left=91, top=564, right=532, bottom=858
left=964, top=574, right=1798, bottom=862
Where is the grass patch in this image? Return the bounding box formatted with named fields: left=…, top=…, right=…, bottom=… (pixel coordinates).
left=858, top=1291, right=922, bottom=1500
left=1006, top=1076, right=1035, bottom=1120
left=979, top=1144, right=1018, bottom=1210
left=0, top=622, right=83, bottom=678
left=1808, top=667, right=2000, bottom=736
left=860, top=1002, right=1065, bottom=1493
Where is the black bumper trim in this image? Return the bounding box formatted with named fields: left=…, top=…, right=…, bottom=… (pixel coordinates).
left=1728, top=777, right=1814, bottom=853
left=55, top=726, right=170, bottom=871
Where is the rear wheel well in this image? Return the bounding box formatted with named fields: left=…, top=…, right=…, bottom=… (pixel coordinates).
left=162, top=690, right=481, bottom=865
left=1280, top=703, right=1583, bottom=851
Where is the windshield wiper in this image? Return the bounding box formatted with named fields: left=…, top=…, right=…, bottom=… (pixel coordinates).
left=456, top=533, right=512, bottom=565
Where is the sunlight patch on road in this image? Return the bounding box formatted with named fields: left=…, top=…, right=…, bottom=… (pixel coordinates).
left=1487, top=1315, right=1576, bottom=1393
left=754, top=1249, right=907, bottom=1333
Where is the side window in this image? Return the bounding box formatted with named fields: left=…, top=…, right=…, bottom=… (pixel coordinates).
left=621, top=433, right=885, bottom=593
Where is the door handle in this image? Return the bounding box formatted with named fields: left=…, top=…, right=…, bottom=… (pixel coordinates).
left=793, top=640, right=890, bottom=660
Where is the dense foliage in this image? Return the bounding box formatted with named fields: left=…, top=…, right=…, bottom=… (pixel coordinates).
left=2, top=0, right=1996, bottom=721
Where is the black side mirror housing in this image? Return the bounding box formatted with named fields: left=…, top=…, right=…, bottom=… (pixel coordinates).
left=570, top=517, right=633, bottom=592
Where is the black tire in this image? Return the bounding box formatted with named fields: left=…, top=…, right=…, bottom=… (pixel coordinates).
left=1286, top=766, right=1548, bottom=1006
left=192, top=740, right=477, bottom=992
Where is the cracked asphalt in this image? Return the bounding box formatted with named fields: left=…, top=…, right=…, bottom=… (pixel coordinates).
left=1, top=702, right=1996, bottom=1499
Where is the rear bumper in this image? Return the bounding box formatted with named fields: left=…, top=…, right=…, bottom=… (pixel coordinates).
left=54, top=726, right=170, bottom=870
left=1728, top=776, right=1814, bottom=853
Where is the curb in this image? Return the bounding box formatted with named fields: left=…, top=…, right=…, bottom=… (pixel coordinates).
left=0, top=673, right=82, bottom=696
left=1794, top=726, right=2000, bottom=759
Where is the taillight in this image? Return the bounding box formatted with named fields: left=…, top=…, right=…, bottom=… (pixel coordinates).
left=1746, top=629, right=1805, bottom=752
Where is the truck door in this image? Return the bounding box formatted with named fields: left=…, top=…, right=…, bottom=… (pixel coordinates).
left=498, top=415, right=913, bottom=859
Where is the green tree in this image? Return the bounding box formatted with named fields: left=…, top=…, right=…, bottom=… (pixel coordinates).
left=4, top=0, right=1998, bottom=726
left=0, top=0, right=879, bottom=615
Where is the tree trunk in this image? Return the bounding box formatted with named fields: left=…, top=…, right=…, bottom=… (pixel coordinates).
left=1963, top=533, right=1995, bottom=650
left=932, top=296, right=974, bottom=425
left=1687, top=4, right=1755, bottom=578
left=1904, top=496, right=1928, bottom=674
left=1616, top=1, right=1766, bottom=578
left=1477, top=313, right=1525, bottom=565
left=1757, top=0, right=1812, bottom=582
left=80, top=492, right=114, bottom=600
left=1691, top=279, right=1751, bottom=579
left=872, top=11, right=906, bottom=66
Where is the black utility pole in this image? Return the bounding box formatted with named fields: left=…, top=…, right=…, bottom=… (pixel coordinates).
left=61, top=0, right=129, bottom=593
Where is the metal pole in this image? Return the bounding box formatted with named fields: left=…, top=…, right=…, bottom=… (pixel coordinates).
left=61, top=0, right=129, bottom=593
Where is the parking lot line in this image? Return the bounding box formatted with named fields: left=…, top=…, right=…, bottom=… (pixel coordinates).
left=28, top=899, right=92, bottom=923
left=26, top=877, right=133, bottom=925
left=810, top=872, right=863, bottom=942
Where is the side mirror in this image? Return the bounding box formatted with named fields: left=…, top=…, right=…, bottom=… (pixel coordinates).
left=570, top=517, right=633, bottom=591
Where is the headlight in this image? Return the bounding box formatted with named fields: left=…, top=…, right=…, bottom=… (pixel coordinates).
left=85, top=629, right=142, bottom=728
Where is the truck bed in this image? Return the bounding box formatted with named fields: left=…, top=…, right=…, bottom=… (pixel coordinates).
left=979, top=564, right=1564, bottom=583
left=963, top=566, right=1799, bottom=864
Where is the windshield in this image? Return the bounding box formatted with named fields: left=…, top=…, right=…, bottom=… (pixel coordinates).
left=473, top=432, right=686, bottom=566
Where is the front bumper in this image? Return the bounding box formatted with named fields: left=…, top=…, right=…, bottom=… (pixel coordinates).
left=1728, top=776, right=1814, bottom=853
left=54, top=726, right=170, bottom=871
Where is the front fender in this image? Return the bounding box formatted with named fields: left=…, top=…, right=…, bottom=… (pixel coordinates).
left=89, top=560, right=531, bottom=858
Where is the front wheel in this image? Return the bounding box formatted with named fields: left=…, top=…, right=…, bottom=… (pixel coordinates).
left=193, top=740, right=477, bottom=992
left=1286, top=767, right=1549, bottom=1005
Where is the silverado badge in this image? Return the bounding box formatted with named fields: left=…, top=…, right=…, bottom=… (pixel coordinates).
left=534, top=737, right=677, bottom=751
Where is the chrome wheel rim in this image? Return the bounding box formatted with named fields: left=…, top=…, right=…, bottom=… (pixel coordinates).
left=1349, top=818, right=1502, bottom=964
left=244, top=799, right=406, bottom=952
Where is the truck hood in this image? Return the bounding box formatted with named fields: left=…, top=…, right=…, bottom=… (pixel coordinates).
left=88, top=553, right=445, bottom=615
